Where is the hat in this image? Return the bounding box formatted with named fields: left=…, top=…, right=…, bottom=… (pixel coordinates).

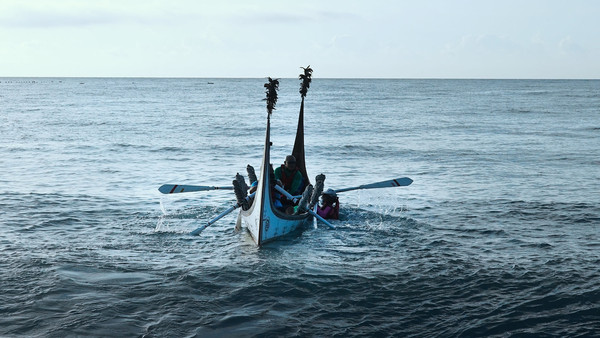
left=323, top=188, right=337, bottom=197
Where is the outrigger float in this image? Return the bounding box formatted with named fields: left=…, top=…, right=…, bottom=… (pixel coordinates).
left=158, top=67, right=413, bottom=246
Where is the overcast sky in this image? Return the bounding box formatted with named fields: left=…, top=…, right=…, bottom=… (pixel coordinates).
left=1, top=0, right=598, bottom=78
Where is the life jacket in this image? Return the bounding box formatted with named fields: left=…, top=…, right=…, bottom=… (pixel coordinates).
left=318, top=197, right=339, bottom=219
left=279, top=165, right=299, bottom=192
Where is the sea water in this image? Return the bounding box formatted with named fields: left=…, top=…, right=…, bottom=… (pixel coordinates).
left=1, top=78, right=599, bottom=337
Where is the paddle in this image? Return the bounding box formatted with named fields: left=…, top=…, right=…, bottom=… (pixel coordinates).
left=273, top=185, right=300, bottom=204
left=190, top=192, right=255, bottom=235
left=158, top=184, right=233, bottom=194
left=334, top=177, right=413, bottom=193
left=308, top=209, right=335, bottom=229
left=273, top=185, right=335, bottom=229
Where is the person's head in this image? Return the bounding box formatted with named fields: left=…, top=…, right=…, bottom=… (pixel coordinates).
left=321, top=188, right=337, bottom=205
left=284, top=155, right=297, bottom=170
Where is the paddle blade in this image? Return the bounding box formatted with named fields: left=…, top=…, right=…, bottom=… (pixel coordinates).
left=361, top=177, right=413, bottom=189
left=334, top=177, right=413, bottom=193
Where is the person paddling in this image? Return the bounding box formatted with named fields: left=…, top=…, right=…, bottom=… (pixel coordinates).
left=274, top=155, right=304, bottom=196
left=317, top=189, right=339, bottom=219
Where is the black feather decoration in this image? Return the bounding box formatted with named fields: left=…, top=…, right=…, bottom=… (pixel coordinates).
left=299, top=66, right=313, bottom=98
left=264, top=77, right=279, bottom=114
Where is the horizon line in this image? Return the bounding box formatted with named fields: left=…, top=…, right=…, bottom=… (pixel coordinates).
left=1, top=76, right=599, bottom=81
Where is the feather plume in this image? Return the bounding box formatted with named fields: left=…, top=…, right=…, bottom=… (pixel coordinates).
left=264, top=77, right=279, bottom=114
left=299, top=66, right=313, bottom=98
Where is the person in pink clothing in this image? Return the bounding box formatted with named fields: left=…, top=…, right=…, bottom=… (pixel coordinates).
left=317, top=189, right=339, bottom=219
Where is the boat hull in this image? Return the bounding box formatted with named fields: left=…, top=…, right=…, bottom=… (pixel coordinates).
left=237, top=157, right=310, bottom=245
left=237, top=81, right=313, bottom=246
left=236, top=112, right=310, bottom=245
left=238, top=197, right=310, bottom=245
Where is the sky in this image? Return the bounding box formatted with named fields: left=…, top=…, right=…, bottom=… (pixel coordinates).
left=0, top=0, right=599, bottom=78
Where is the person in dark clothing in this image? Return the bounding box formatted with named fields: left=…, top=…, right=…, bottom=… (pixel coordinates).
left=273, top=155, right=304, bottom=196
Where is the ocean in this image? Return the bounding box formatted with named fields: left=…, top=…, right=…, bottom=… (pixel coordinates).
left=1, top=77, right=599, bottom=337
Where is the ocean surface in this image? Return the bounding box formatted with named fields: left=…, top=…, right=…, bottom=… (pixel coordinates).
left=1, top=77, right=599, bottom=337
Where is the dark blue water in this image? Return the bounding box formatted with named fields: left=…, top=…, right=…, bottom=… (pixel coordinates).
left=1, top=78, right=599, bottom=337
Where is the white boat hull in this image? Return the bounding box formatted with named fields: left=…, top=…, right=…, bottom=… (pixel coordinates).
left=237, top=196, right=310, bottom=245
left=236, top=114, right=310, bottom=246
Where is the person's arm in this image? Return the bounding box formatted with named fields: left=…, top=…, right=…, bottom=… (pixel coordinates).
left=332, top=198, right=340, bottom=219
left=274, top=166, right=281, bottom=181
